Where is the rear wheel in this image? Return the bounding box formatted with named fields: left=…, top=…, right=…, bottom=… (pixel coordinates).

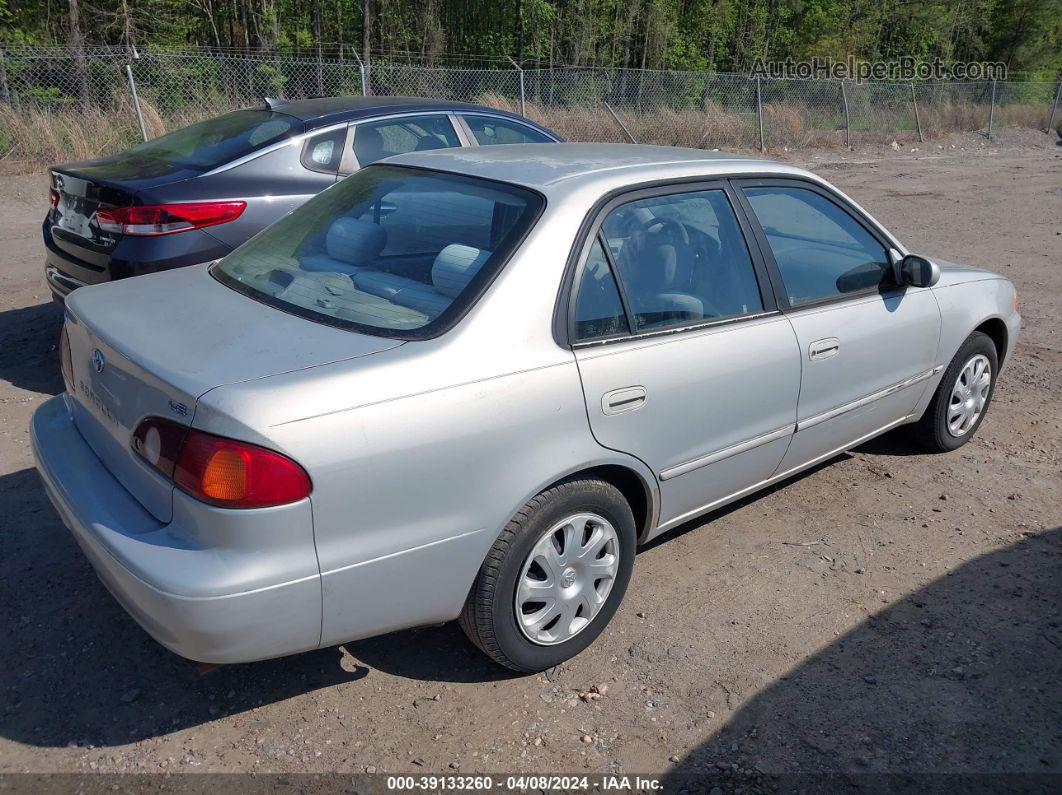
left=912, top=331, right=998, bottom=452
left=459, top=477, right=636, bottom=672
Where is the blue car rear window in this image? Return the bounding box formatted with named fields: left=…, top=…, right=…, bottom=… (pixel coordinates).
left=118, top=109, right=304, bottom=171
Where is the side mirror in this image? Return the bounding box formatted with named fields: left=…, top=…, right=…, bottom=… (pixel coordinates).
left=899, top=254, right=941, bottom=288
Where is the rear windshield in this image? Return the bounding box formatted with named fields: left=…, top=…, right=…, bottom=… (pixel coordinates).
left=117, top=109, right=303, bottom=171
left=212, top=165, right=543, bottom=338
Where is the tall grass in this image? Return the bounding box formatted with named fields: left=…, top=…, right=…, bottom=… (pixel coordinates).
left=0, top=92, right=1054, bottom=171
left=0, top=96, right=219, bottom=168
left=476, top=93, right=1050, bottom=150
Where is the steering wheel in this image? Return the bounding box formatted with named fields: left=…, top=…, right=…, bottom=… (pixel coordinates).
left=631, top=215, right=723, bottom=320
left=637, top=215, right=690, bottom=246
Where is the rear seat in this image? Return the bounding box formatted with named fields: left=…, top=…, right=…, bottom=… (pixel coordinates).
left=300, top=217, right=387, bottom=275
left=354, top=244, right=491, bottom=318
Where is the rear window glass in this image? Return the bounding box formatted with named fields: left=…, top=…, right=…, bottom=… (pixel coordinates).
left=212, top=165, right=543, bottom=338
left=119, top=110, right=303, bottom=171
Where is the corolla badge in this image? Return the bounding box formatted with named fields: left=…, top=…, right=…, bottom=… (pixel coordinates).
left=91, top=349, right=106, bottom=373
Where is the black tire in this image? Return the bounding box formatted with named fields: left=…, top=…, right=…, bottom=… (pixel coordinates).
left=911, top=331, right=998, bottom=452
left=459, top=477, right=636, bottom=672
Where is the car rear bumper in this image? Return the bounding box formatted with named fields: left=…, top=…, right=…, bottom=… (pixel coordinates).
left=30, top=394, right=322, bottom=663
left=42, top=218, right=230, bottom=300
left=45, top=263, right=86, bottom=300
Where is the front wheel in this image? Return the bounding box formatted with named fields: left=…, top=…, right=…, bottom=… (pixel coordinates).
left=459, top=477, right=636, bottom=672
left=911, top=330, right=998, bottom=452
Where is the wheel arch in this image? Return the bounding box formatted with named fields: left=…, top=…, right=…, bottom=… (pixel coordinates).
left=974, top=317, right=1008, bottom=367
left=580, top=463, right=656, bottom=544
left=501, top=458, right=659, bottom=549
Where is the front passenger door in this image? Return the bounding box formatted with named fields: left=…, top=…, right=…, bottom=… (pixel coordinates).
left=570, top=184, right=802, bottom=534
left=736, top=181, right=942, bottom=474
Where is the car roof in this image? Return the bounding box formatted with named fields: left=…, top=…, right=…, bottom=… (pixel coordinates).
left=383, top=143, right=815, bottom=192
left=270, top=95, right=546, bottom=129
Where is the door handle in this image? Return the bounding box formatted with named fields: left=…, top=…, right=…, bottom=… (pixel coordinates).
left=602, top=386, right=647, bottom=416
left=809, top=337, right=840, bottom=361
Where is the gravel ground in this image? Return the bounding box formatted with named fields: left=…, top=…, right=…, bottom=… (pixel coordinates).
left=1, top=130, right=1060, bottom=783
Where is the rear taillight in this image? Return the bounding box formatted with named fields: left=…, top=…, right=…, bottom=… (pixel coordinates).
left=132, top=418, right=311, bottom=509
left=59, top=325, right=72, bottom=388
left=94, top=201, right=246, bottom=236
left=174, top=433, right=312, bottom=508
left=49, top=188, right=60, bottom=209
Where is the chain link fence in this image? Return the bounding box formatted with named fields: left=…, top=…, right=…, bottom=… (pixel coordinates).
left=1, top=45, right=1059, bottom=163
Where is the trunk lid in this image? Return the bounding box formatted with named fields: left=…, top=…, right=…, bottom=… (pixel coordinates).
left=49, top=156, right=201, bottom=266
left=64, top=265, right=404, bottom=522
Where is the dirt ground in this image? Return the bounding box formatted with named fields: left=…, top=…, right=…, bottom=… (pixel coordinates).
left=1, top=129, right=1060, bottom=786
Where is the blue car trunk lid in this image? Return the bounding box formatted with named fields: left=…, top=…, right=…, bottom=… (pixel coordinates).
left=48, top=158, right=204, bottom=267
left=64, top=265, right=404, bottom=523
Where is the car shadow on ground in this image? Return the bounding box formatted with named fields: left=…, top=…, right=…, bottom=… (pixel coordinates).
left=0, top=301, right=64, bottom=395
left=853, top=427, right=929, bottom=457
left=0, top=465, right=517, bottom=749
left=662, top=527, right=1062, bottom=790
left=641, top=454, right=853, bottom=552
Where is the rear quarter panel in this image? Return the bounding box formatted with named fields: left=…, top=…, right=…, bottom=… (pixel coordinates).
left=146, top=143, right=335, bottom=249
left=196, top=342, right=654, bottom=647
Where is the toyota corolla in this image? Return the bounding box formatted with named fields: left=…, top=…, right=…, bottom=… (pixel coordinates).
left=32, top=143, right=1020, bottom=671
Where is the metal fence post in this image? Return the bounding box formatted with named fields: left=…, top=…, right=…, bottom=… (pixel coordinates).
left=0, top=47, right=12, bottom=107
left=987, top=79, right=997, bottom=139
left=602, top=101, right=636, bottom=143
left=911, top=82, right=924, bottom=142
left=840, top=79, right=851, bottom=148
left=125, top=62, right=148, bottom=142
left=352, top=50, right=368, bottom=96
left=756, top=76, right=765, bottom=152
left=1048, top=80, right=1061, bottom=132
left=507, top=56, right=526, bottom=117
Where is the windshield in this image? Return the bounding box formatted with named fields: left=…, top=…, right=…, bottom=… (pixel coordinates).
left=212, top=165, right=543, bottom=338
left=113, top=109, right=303, bottom=172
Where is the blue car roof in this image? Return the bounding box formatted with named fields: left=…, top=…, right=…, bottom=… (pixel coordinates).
left=270, top=96, right=551, bottom=132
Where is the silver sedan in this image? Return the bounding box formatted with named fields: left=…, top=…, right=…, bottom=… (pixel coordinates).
left=32, top=144, right=1021, bottom=671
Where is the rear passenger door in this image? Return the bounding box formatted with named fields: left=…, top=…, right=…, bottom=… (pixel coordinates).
left=735, top=179, right=941, bottom=473
left=570, top=182, right=802, bottom=533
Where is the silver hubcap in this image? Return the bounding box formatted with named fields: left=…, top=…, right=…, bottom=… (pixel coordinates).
left=947, top=354, right=991, bottom=437
left=515, top=513, right=620, bottom=646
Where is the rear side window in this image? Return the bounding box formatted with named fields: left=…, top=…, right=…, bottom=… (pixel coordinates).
left=574, top=238, right=629, bottom=341
left=600, top=189, right=764, bottom=332
left=116, top=110, right=303, bottom=171
left=353, top=115, right=460, bottom=166
left=301, top=128, right=346, bottom=173
left=742, top=186, right=891, bottom=306
left=212, top=165, right=542, bottom=338
left=463, top=115, right=553, bottom=145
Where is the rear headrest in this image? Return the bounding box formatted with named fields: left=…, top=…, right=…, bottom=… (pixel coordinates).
left=326, top=217, right=387, bottom=265
left=431, top=244, right=491, bottom=298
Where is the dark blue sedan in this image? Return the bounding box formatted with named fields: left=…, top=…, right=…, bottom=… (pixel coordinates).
left=43, top=96, right=560, bottom=300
